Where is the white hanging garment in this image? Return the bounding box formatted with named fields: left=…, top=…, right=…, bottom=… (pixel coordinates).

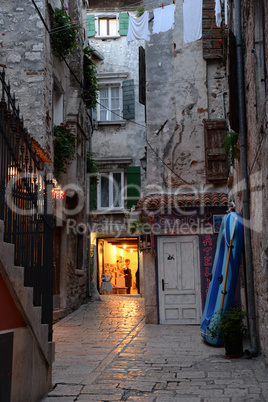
left=126, top=10, right=150, bottom=44
left=153, top=4, right=176, bottom=34
left=183, top=0, right=202, bottom=43
left=215, top=0, right=222, bottom=28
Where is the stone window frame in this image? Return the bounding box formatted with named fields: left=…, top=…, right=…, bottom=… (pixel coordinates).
left=95, top=13, right=120, bottom=39
left=96, top=170, right=125, bottom=211
left=95, top=72, right=129, bottom=127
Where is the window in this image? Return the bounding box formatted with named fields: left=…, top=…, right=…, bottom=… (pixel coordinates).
left=99, top=86, right=121, bottom=121
left=99, top=18, right=117, bottom=36
left=97, top=171, right=124, bottom=210
left=87, top=13, right=129, bottom=38
left=204, top=119, right=228, bottom=183
left=95, top=78, right=135, bottom=123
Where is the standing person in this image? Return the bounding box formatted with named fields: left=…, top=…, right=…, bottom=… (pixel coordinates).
left=124, top=259, right=132, bottom=294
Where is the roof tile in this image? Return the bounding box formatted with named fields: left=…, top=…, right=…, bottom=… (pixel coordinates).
left=137, top=192, right=229, bottom=210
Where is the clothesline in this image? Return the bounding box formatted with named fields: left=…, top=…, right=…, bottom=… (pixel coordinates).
left=127, top=0, right=177, bottom=15
left=126, top=0, right=222, bottom=45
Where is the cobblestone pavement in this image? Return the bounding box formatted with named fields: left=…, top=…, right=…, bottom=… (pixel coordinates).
left=42, top=295, right=268, bottom=402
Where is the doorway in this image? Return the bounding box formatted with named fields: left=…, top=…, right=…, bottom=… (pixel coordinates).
left=158, top=236, right=201, bottom=324
left=97, top=237, right=139, bottom=295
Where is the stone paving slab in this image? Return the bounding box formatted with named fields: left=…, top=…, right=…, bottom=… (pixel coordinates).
left=42, top=295, right=268, bottom=402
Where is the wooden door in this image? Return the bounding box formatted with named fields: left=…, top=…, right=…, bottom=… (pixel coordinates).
left=158, top=236, right=201, bottom=324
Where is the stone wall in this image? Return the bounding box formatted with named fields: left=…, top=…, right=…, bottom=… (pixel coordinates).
left=1, top=0, right=90, bottom=316
left=0, top=0, right=50, bottom=153
left=230, top=0, right=268, bottom=365
left=89, top=13, right=146, bottom=169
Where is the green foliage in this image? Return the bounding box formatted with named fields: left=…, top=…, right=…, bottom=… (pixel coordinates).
left=208, top=306, right=248, bottom=342
left=83, top=47, right=100, bottom=109
left=136, top=6, right=145, bottom=18
left=50, top=7, right=80, bottom=60
left=129, top=217, right=151, bottom=235
left=87, top=151, right=99, bottom=185
left=222, top=130, right=239, bottom=166
left=53, top=123, right=76, bottom=179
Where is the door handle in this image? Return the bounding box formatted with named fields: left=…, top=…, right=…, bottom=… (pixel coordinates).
left=162, top=279, right=165, bottom=291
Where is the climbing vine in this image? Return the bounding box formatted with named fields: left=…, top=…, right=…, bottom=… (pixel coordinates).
left=50, top=7, right=80, bottom=60
left=83, top=47, right=99, bottom=109
left=53, top=123, right=76, bottom=179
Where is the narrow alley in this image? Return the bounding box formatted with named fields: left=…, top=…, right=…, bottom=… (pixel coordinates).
left=42, top=296, right=268, bottom=402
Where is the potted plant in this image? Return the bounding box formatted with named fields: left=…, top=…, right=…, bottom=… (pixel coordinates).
left=208, top=306, right=248, bottom=358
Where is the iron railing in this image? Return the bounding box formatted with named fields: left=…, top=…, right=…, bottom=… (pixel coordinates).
left=0, top=68, right=54, bottom=341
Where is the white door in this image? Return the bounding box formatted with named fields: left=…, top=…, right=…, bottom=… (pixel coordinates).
left=158, top=236, right=201, bottom=324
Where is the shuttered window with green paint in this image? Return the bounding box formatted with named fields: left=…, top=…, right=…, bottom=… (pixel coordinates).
left=127, top=166, right=141, bottom=210
left=90, top=182, right=96, bottom=210
left=87, top=15, right=96, bottom=37
left=119, top=13, right=129, bottom=36
left=123, top=80, right=135, bottom=120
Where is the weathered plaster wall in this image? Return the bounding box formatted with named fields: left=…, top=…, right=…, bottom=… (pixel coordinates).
left=89, top=11, right=146, bottom=168
left=143, top=252, right=158, bottom=324
left=11, top=327, right=52, bottom=402
left=144, top=0, right=227, bottom=194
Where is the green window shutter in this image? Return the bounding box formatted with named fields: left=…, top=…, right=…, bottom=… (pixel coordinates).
left=119, top=13, right=129, bottom=36
left=123, top=79, right=135, bottom=120
left=87, top=15, right=96, bottom=37
left=90, top=182, right=96, bottom=210
left=127, top=166, right=141, bottom=210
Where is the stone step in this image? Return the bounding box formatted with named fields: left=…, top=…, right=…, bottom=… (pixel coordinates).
left=0, top=219, right=55, bottom=365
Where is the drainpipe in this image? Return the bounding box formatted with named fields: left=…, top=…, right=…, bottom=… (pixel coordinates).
left=87, top=112, right=93, bottom=297
left=234, top=0, right=258, bottom=355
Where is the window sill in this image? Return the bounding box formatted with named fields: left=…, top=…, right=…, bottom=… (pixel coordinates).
left=95, top=35, right=120, bottom=40
left=94, top=120, right=126, bottom=128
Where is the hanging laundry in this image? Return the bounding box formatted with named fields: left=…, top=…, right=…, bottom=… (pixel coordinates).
left=126, top=10, right=150, bottom=44
left=215, top=0, right=222, bottom=28
left=152, top=4, right=176, bottom=34
left=183, top=0, right=202, bottom=44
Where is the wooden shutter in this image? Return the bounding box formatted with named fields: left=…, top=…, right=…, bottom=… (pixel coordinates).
left=202, top=0, right=222, bottom=59
left=123, top=79, right=135, bottom=120
left=90, top=182, right=96, bottom=210
left=87, top=15, right=96, bottom=37
left=119, top=13, right=129, bottom=36
left=139, top=46, right=146, bottom=106
left=204, top=120, right=228, bottom=183
left=127, top=166, right=141, bottom=209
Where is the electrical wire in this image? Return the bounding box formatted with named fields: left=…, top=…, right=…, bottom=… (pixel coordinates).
left=146, top=139, right=190, bottom=184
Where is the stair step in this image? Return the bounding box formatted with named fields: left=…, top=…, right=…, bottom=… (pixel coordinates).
left=0, top=219, right=54, bottom=365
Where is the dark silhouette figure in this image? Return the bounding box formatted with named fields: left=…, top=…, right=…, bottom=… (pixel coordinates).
left=124, top=259, right=132, bottom=294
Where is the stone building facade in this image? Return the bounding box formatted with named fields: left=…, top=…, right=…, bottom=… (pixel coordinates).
left=138, top=0, right=230, bottom=325
left=226, top=0, right=268, bottom=365
left=0, top=0, right=90, bottom=398
left=87, top=1, right=147, bottom=296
